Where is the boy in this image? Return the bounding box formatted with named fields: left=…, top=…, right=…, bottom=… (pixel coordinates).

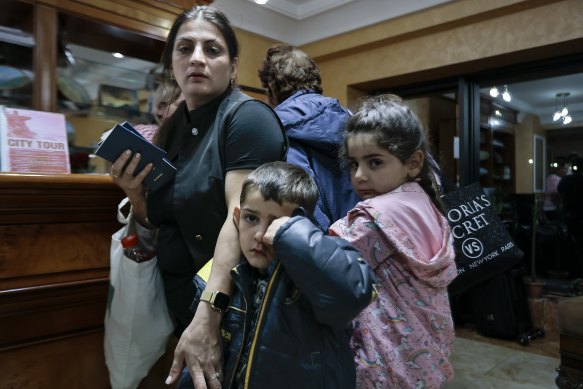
left=220, top=161, right=375, bottom=389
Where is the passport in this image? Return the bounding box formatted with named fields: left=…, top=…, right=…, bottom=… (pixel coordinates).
left=94, top=122, right=176, bottom=191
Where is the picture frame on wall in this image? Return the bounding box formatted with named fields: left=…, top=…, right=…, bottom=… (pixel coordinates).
left=98, top=84, right=140, bottom=116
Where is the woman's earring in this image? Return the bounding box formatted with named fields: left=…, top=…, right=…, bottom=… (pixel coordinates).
left=230, top=78, right=234, bottom=86
left=170, top=73, right=174, bottom=82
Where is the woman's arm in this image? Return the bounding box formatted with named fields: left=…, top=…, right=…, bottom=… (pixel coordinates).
left=166, top=169, right=251, bottom=388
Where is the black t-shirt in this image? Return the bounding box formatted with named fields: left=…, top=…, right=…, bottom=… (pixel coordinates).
left=146, top=90, right=286, bottom=331
left=148, top=90, right=283, bottom=276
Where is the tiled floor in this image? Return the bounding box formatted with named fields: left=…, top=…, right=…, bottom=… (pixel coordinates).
left=446, top=336, right=560, bottom=388
left=444, top=289, right=575, bottom=387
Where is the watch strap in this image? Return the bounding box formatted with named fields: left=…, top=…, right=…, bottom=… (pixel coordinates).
left=199, top=290, right=230, bottom=312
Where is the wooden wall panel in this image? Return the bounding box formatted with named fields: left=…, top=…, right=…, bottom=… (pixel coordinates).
left=0, top=279, right=108, bottom=348
left=0, top=174, right=123, bottom=288
left=0, top=173, right=124, bottom=388
left=42, top=0, right=191, bottom=40
left=0, top=174, right=124, bottom=224
left=0, top=223, right=114, bottom=280
left=33, top=4, right=58, bottom=112
left=0, top=330, right=110, bottom=388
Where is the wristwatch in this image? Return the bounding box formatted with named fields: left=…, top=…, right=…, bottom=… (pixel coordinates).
left=199, top=290, right=230, bottom=313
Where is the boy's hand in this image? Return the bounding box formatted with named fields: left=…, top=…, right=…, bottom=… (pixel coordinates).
left=263, top=216, right=290, bottom=246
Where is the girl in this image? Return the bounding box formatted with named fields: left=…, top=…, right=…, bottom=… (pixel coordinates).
left=329, top=94, right=457, bottom=389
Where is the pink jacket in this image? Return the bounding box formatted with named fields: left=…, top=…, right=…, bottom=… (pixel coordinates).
left=329, top=183, right=457, bottom=389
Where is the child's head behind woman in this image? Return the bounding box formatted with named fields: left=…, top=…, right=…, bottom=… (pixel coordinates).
left=341, top=94, right=444, bottom=213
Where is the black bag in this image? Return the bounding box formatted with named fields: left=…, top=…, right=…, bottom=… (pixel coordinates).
left=469, top=265, right=533, bottom=340
left=441, top=183, right=524, bottom=295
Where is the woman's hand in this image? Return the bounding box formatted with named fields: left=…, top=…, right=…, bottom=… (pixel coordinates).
left=166, top=305, right=223, bottom=389
left=110, top=150, right=153, bottom=197
left=110, top=150, right=153, bottom=225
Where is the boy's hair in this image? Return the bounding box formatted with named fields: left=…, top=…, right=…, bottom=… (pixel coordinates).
left=341, top=94, right=445, bottom=214
left=241, top=161, right=319, bottom=214
left=258, top=43, right=322, bottom=106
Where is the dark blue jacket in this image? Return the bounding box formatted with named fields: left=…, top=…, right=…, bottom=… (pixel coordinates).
left=276, top=90, right=360, bottom=230
left=221, top=216, right=376, bottom=389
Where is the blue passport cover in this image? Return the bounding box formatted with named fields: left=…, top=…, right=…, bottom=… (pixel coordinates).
left=94, top=122, right=176, bottom=191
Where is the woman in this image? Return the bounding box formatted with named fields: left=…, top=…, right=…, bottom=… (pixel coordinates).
left=110, top=6, right=287, bottom=388
left=258, top=43, right=359, bottom=230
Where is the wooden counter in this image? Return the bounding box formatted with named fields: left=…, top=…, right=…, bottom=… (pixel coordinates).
left=0, top=173, right=124, bottom=388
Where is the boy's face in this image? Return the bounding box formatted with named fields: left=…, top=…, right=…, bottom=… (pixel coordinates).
left=234, top=189, right=298, bottom=273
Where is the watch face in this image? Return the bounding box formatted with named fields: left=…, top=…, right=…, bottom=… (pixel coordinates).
left=214, top=292, right=230, bottom=310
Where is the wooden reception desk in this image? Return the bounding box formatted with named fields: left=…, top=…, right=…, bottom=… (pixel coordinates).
left=0, top=173, right=124, bottom=387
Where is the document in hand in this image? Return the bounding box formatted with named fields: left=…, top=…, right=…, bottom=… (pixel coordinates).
left=95, top=122, right=176, bottom=191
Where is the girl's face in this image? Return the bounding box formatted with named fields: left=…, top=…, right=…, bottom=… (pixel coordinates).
left=234, top=189, right=297, bottom=273
left=347, top=133, right=423, bottom=200
left=171, top=19, right=237, bottom=110
left=154, top=94, right=184, bottom=125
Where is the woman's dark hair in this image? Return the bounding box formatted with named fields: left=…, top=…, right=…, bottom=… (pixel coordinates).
left=241, top=161, right=319, bottom=215
left=160, top=6, right=239, bottom=75
left=258, top=43, right=322, bottom=106
left=153, top=6, right=239, bottom=150
left=340, top=94, right=445, bottom=214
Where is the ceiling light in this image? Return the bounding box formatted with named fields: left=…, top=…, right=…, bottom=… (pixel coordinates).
left=489, top=86, right=499, bottom=98
left=502, top=85, right=512, bottom=102
left=553, top=92, right=573, bottom=126
left=112, top=52, right=124, bottom=58
left=254, top=0, right=268, bottom=4
left=495, top=110, right=501, bottom=116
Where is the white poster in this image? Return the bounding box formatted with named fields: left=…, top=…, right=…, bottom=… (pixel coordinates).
left=0, top=106, right=70, bottom=174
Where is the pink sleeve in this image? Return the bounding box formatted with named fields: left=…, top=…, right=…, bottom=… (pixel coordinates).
left=330, top=208, right=395, bottom=270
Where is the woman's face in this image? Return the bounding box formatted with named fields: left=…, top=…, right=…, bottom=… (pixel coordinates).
left=171, top=19, right=237, bottom=110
